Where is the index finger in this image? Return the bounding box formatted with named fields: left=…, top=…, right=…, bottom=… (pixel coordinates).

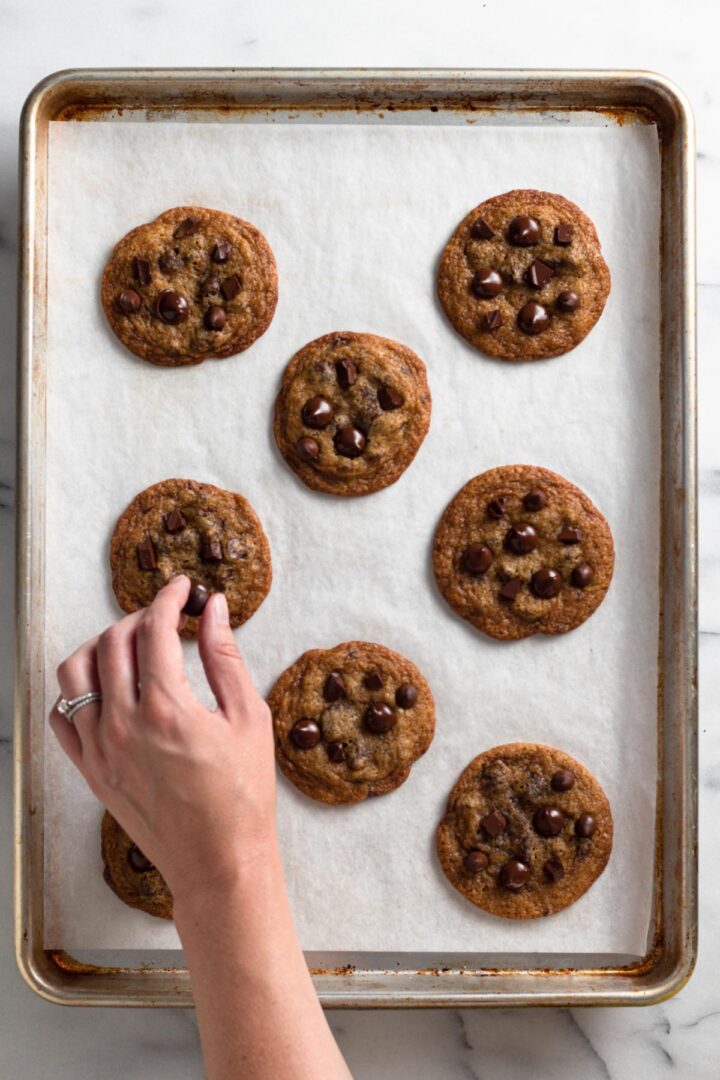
left=136, top=575, right=192, bottom=695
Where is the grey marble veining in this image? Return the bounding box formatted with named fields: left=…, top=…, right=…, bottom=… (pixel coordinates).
left=1, top=1, right=717, bottom=1076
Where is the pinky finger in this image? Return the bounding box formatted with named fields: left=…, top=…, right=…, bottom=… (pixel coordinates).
left=49, top=703, right=84, bottom=772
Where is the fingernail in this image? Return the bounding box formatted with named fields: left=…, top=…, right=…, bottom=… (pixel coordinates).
left=211, top=593, right=229, bottom=624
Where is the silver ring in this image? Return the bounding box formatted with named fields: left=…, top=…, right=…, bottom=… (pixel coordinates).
left=56, top=692, right=102, bottom=722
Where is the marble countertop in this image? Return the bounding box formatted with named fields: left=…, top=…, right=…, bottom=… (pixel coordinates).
left=1, top=2, right=715, bottom=1076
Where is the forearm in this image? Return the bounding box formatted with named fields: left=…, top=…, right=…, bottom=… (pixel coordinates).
left=173, top=842, right=351, bottom=1080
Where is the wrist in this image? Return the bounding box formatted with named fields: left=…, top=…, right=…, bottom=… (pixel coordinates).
left=170, top=836, right=285, bottom=923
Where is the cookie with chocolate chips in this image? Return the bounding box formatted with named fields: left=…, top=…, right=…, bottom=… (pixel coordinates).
left=432, top=465, right=614, bottom=640
left=273, top=331, right=432, bottom=496
left=110, top=478, right=272, bottom=637
left=437, top=189, right=610, bottom=361
left=437, top=743, right=613, bottom=919
left=268, top=641, right=435, bottom=803
left=101, top=811, right=173, bottom=919
left=102, top=206, right=278, bottom=366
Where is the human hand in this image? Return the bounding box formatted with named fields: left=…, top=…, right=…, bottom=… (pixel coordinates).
left=49, top=575, right=277, bottom=904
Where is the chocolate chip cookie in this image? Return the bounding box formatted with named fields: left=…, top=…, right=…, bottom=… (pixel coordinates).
left=101, top=811, right=173, bottom=919
left=437, top=190, right=611, bottom=361
left=110, top=478, right=272, bottom=636
left=268, top=641, right=435, bottom=804
left=437, top=743, right=613, bottom=919
left=101, top=206, right=278, bottom=366
left=273, top=331, right=432, bottom=496
left=432, top=465, right=614, bottom=640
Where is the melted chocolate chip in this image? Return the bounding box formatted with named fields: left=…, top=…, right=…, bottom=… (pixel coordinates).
left=158, top=249, right=184, bottom=273
left=523, top=489, right=547, bottom=512
left=327, top=741, right=346, bottom=763
left=395, top=684, right=418, bottom=709
left=182, top=581, right=210, bottom=617
left=556, top=290, right=580, bottom=313
left=464, top=849, right=489, bottom=873
left=470, top=217, right=495, bottom=240
left=117, top=289, right=141, bottom=314
left=211, top=238, right=232, bottom=263
left=461, top=543, right=494, bottom=576
left=558, top=526, right=582, bottom=544
left=517, top=301, right=550, bottom=335
left=364, top=702, right=396, bottom=734
left=499, top=859, right=530, bottom=890
left=480, top=309, right=503, bottom=332
left=291, top=718, right=322, bottom=749
left=136, top=537, right=157, bottom=570
left=334, top=426, right=366, bottom=458
left=156, top=290, right=189, bottom=325
left=224, top=539, right=246, bottom=561
left=487, top=497, right=508, bottom=519
left=571, top=563, right=594, bottom=588
left=204, top=306, right=226, bottom=331
left=201, top=275, right=221, bottom=299
left=296, top=436, right=320, bottom=463
left=575, top=813, right=596, bottom=838
left=221, top=274, right=242, bottom=300
left=335, top=357, right=358, bottom=390
left=127, top=845, right=154, bottom=873
left=525, top=259, right=555, bottom=289
left=378, top=385, right=404, bottom=411
left=302, top=396, right=334, bottom=429
left=533, top=806, right=565, bottom=837
left=480, top=809, right=507, bottom=837
left=543, top=858, right=565, bottom=883
left=200, top=539, right=223, bottom=563
left=472, top=267, right=503, bottom=299
left=551, top=769, right=576, bottom=792
left=531, top=567, right=563, bottom=599
left=363, top=670, right=384, bottom=691
left=133, top=257, right=151, bottom=285
left=505, top=523, right=539, bottom=555
left=508, top=216, right=540, bottom=247
left=173, top=215, right=201, bottom=239
left=554, top=224, right=573, bottom=246
left=323, top=672, right=346, bottom=702
left=499, top=577, right=523, bottom=600
left=163, top=509, right=186, bottom=533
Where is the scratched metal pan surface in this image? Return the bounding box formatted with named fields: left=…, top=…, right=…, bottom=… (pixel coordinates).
left=15, top=69, right=697, bottom=1007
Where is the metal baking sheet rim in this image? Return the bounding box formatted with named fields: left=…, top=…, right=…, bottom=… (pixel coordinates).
left=14, top=68, right=697, bottom=1008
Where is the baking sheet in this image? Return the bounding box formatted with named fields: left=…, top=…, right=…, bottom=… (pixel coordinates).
left=43, top=116, right=660, bottom=954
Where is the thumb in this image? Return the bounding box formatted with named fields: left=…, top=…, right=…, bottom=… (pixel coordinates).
left=198, top=593, right=257, bottom=718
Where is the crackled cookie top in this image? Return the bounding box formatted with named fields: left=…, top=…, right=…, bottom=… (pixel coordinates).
left=437, top=189, right=610, bottom=360
left=432, top=465, right=614, bottom=640
left=273, top=331, right=431, bottom=496
left=268, top=641, right=435, bottom=804
left=101, top=811, right=173, bottom=920
left=110, top=478, right=272, bottom=637
left=437, top=743, right=613, bottom=919
left=101, top=206, right=278, bottom=366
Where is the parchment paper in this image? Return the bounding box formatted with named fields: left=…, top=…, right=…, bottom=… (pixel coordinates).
left=44, top=116, right=660, bottom=954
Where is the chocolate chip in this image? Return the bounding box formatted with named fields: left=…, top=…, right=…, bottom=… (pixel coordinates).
left=335, top=357, right=358, bottom=390
left=523, top=489, right=547, bottom=512
left=117, top=289, right=141, bottom=314
left=464, top=849, right=489, bottom=873
left=556, top=290, right=580, bottom=313
left=302, top=396, right=334, bottom=429
left=461, top=543, right=493, bottom=576
left=531, top=567, right=563, bottom=599
left=136, top=537, right=157, bottom=570
left=499, top=859, right=530, bottom=890
left=575, top=813, right=596, bottom=838
left=204, top=306, right=226, bottom=331
left=291, top=718, right=322, bottom=749
left=224, top=539, right=246, bottom=561
left=395, top=684, right=418, bottom=709
left=480, top=810, right=507, bottom=837
left=571, top=562, right=594, bottom=588
left=221, top=274, right=242, bottom=300
left=296, top=436, right=320, bottom=463
left=551, top=768, right=575, bottom=792
left=163, top=509, right=186, bottom=533
left=200, top=539, right=223, bottom=563
left=334, top=426, right=366, bottom=458
left=554, top=224, right=574, bottom=246
left=156, top=290, right=189, bottom=325
left=504, top=523, right=538, bottom=555
left=364, top=702, right=396, bottom=734
left=470, top=217, right=495, bottom=240
left=533, top=806, right=565, bottom=837
left=182, top=581, right=210, bottom=617
left=200, top=275, right=221, bottom=298
left=158, top=249, right=184, bottom=273
left=499, top=577, right=523, bottom=600
left=480, top=309, right=503, bottom=332
left=363, top=669, right=384, bottom=691
left=378, top=385, right=404, bottom=411
left=173, top=215, right=201, bottom=239
left=323, top=672, right=346, bottom=702
left=487, top=497, right=508, bottom=519
left=558, top=526, right=582, bottom=544
left=543, top=858, right=565, bottom=883
left=327, top=741, right=346, bottom=763
left=507, top=215, right=540, bottom=247
left=133, top=257, right=151, bottom=284
left=517, top=301, right=550, bottom=335
left=211, top=238, right=232, bottom=263
left=525, top=259, right=555, bottom=289
left=127, top=845, right=154, bottom=873
left=472, top=267, right=503, bottom=298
